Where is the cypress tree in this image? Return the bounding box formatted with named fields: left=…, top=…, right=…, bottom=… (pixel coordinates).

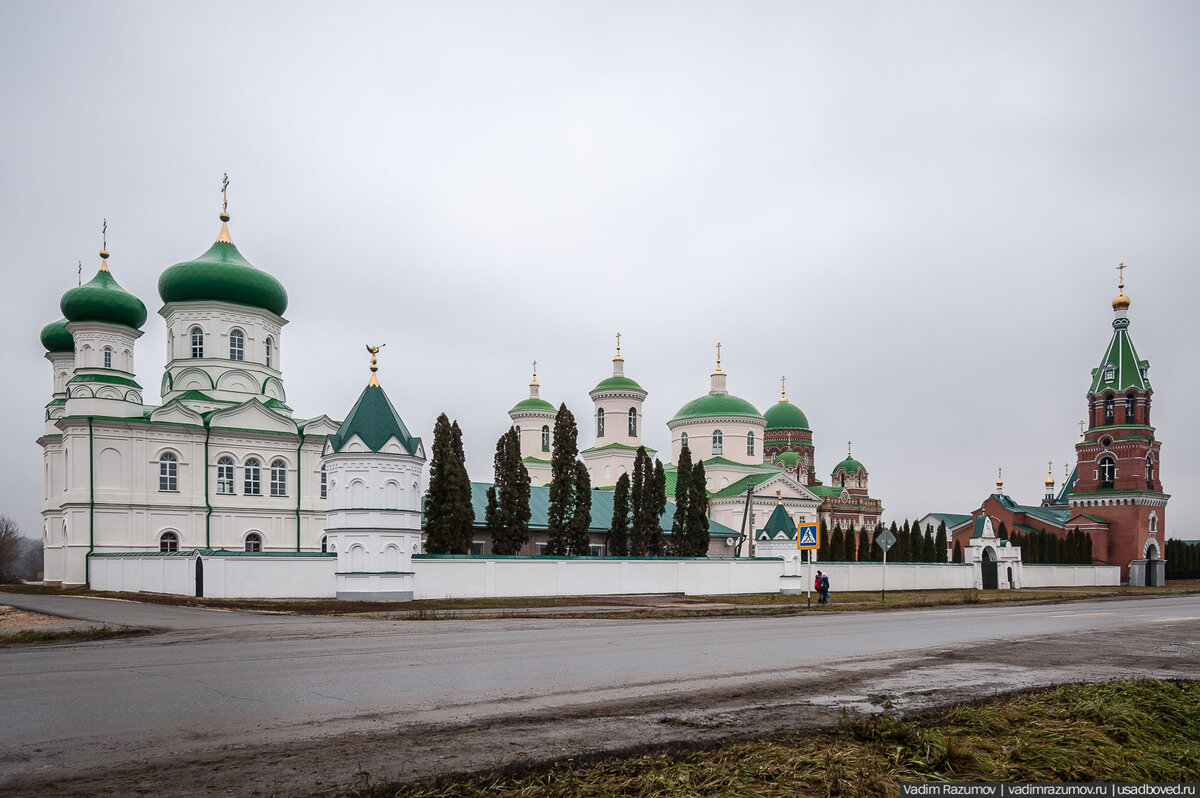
left=935, top=521, right=948, bottom=563
left=953, top=539, right=964, bottom=563
left=844, top=526, right=858, bottom=562
left=629, top=447, right=651, bottom=556
left=830, top=526, right=845, bottom=561
left=686, top=460, right=710, bottom=556
left=896, top=521, right=908, bottom=562
left=489, top=428, right=532, bottom=555
left=546, top=404, right=579, bottom=555
left=449, top=421, right=475, bottom=553
left=609, top=473, right=631, bottom=556
left=997, top=521, right=1009, bottom=541
left=566, top=461, right=592, bottom=555
left=817, top=518, right=830, bottom=561
left=923, top=527, right=935, bottom=562
left=857, top=528, right=870, bottom=563
left=670, top=445, right=693, bottom=556
left=870, top=523, right=884, bottom=562
left=646, top=459, right=667, bottom=556
left=425, top=413, right=467, bottom=554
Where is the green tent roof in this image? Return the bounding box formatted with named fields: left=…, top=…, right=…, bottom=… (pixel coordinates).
left=158, top=230, right=288, bottom=317
left=327, top=383, right=421, bottom=455
left=759, top=503, right=796, bottom=539
left=671, top=392, right=765, bottom=423
left=763, top=400, right=810, bottom=431
left=1088, top=316, right=1150, bottom=394
left=61, top=268, right=148, bottom=330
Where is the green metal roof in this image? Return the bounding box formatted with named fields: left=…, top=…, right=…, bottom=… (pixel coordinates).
left=158, top=231, right=288, bottom=317
left=773, top=451, right=802, bottom=468
left=327, top=383, right=421, bottom=455
left=808, top=485, right=844, bottom=498
left=580, top=441, right=644, bottom=453
left=591, top=374, right=646, bottom=393
left=671, top=393, right=765, bottom=423
left=759, top=503, right=796, bottom=539
left=991, top=493, right=1070, bottom=528
left=68, top=373, right=142, bottom=388
left=510, top=396, right=556, bottom=413
left=61, top=268, right=148, bottom=330
left=40, top=318, right=74, bottom=353
left=1088, top=316, right=1150, bottom=394
left=926, top=513, right=973, bottom=529
left=833, top=456, right=865, bottom=475
left=763, top=400, right=810, bottom=431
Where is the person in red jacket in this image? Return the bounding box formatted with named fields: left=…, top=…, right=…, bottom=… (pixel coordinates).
left=814, top=570, right=824, bottom=604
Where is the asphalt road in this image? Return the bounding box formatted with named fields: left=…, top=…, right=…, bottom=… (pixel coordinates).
left=2, top=591, right=1198, bottom=795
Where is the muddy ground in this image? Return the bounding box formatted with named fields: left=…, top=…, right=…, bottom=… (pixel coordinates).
left=4, top=619, right=1196, bottom=798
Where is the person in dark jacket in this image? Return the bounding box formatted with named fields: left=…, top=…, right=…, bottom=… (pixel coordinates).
left=815, top=570, right=824, bottom=604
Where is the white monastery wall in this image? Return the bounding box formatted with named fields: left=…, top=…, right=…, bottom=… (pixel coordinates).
left=1020, top=564, right=1120, bottom=587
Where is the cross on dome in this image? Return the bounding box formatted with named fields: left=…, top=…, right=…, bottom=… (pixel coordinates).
left=99, top=218, right=109, bottom=270
left=366, top=343, right=385, bottom=387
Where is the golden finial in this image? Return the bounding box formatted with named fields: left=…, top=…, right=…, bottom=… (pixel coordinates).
left=1079, top=420, right=1086, bottom=442
left=847, top=440, right=852, bottom=458
left=217, top=173, right=233, bottom=243
left=776, top=488, right=782, bottom=504
left=996, top=467, right=1003, bottom=489
left=1045, top=460, right=1055, bottom=488
left=712, top=341, right=724, bottom=374
left=614, top=331, right=623, bottom=361
left=1112, top=262, right=1130, bottom=311
left=99, top=218, right=109, bottom=271
left=779, top=375, right=788, bottom=403
left=366, top=343, right=385, bottom=387
left=1065, top=463, right=1069, bottom=481
left=531, top=359, right=539, bottom=387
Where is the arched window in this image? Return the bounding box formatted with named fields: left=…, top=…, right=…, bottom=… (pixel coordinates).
left=1104, top=395, right=1114, bottom=425
left=680, top=431, right=688, bottom=449
left=1146, top=456, right=1154, bottom=487
left=839, top=473, right=846, bottom=488
left=628, top=407, right=637, bottom=437
left=597, top=408, right=605, bottom=438
left=244, top=458, right=261, bottom=495
left=216, top=456, right=235, bottom=494
left=1125, top=392, right=1136, bottom=423
left=712, top=429, right=723, bottom=456
left=321, top=535, right=328, bottom=553
left=159, top=531, right=179, bottom=552
left=245, top=532, right=262, bottom=552
left=265, top=337, right=273, bottom=369
left=541, top=425, right=550, bottom=452
left=190, top=327, right=204, bottom=358
left=746, top=430, right=755, bottom=457
left=229, top=329, right=245, bottom=361
left=1149, top=514, right=1158, bottom=533
left=270, top=459, right=287, bottom=496
left=159, top=453, right=178, bottom=491
left=514, top=425, right=521, bottom=439
left=103, top=346, right=113, bottom=369
left=1098, top=456, right=1115, bottom=489
left=320, top=465, right=327, bottom=499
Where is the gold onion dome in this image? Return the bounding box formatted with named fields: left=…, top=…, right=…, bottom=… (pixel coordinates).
left=1112, top=289, right=1131, bottom=311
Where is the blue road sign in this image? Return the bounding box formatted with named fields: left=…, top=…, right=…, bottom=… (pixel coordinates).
left=796, top=523, right=819, bottom=550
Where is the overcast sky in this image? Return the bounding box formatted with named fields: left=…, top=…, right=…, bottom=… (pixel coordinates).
left=2, top=1, right=1197, bottom=544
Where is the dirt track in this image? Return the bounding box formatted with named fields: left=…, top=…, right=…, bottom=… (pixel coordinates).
left=4, top=616, right=1196, bottom=798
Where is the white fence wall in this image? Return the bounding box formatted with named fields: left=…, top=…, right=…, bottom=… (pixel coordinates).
left=411, top=556, right=784, bottom=599
left=89, top=553, right=337, bottom=599
left=781, top=562, right=975, bottom=593
left=1021, top=564, right=1120, bottom=588
left=90, top=555, right=195, bottom=595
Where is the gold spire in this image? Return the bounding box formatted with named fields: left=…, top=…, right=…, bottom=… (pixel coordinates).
left=530, top=360, right=539, bottom=387
left=779, top=375, right=788, bottom=403
left=1079, top=420, right=1086, bottom=443
left=996, top=467, right=1003, bottom=490
left=1045, top=460, right=1055, bottom=488
left=99, top=218, right=110, bottom=271
left=1112, top=262, right=1131, bottom=311
left=614, top=331, right=623, bottom=361
left=711, top=341, right=724, bottom=375
left=366, top=343, right=385, bottom=387
left=217, top=172, right=233, bottom=243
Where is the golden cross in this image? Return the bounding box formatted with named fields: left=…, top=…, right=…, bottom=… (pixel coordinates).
left=77, top=260, right=82, bottom=286
left=1116, top=261, right=1126, bottom=288
left=780, top=375, right=787, bottom=398
left=715, top=341, right=722, bottom=369
left=365, top=343, right=385, bottom=385
left=221, top=172, right=230, bottom=215
left=1047, top=459, right=1053, bottom=475
left=615, top=332, right=621, bottom=356
left=532, top=359, right=537, bottom=379
left=1079, top=420, right=1086, bottom=436
left=101, top=218, right=107, bottom=250
left=847, top=440, right=852, bottom=457
left=997, top=467, right=1003, bottom=483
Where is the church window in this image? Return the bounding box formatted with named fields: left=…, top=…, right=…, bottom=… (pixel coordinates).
left=541, top=425, right=550, bottom=452
left=1146, top=456, right=1153, bottom=487
left=514, top=425, right=520, bottom=439
left=244, top=458, right=261, bottom=495
left=245, top=532, right=262, bottom=552
left=839, top=473, right=845, bottom=488
left=321, top=535, right=328, bottom=553
left=1149, top=514, right=1158, bottom=533
left=229, top=329, right=245, bottom=361
left=712, top=429, right=723, bottom=456
left=680, top=432, right=688, bottom=449
left=159, top=531, right=179, bottom=552
left=190, top=327, right=204, bottom=358
left=597, top=408, right=605, bottom=438
left=320, top=465, right=327, bottom=499
left=746, top=430, right=755, bottom=457
left=628, top=407, right=637, bottom=437
left=1098, top=456, right=1115, bottom=490
left=265, top=337, right=273, bottom=368
left=270, top=459, right=287, bottom=496
left=1125, top=393, right=1136, bottom=423
left=1103, top=396, right=1114, bottom=425
left=103, top=347, right=112, bottom=369
left=216, top=457, right=235, bottom=494
left=159, top=453, right=178, bottom=492
left=1104, top=366, right=1115, bottom=382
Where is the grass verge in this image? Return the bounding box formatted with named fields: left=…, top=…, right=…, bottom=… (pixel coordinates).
left=0, top=626, right=147, bottom=645
left=375, top=680, right=1200, bottom=797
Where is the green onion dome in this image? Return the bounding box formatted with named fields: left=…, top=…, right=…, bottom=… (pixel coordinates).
left=671, top=393, right=765, bottom=423
left=833, top=456, right=866, bottom=475
left=158, top=226, right=288, bottom=317
left=763, top=400, right=810, bottom=431
left=40, top=318, right=75, bottom=353
left=591, top=374, right=646, bottom=393
left=61, top=268, right=148, bottom=330
left=773, top=451, right=802, bottom=469
left=510, top=396, right=556, bottom=414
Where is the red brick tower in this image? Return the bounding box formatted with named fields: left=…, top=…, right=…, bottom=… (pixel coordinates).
left=1068, top=266, right=1169, bottom=583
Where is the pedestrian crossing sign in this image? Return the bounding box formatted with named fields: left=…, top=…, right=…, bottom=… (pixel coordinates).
left=796, top=523, right=819, bottom=550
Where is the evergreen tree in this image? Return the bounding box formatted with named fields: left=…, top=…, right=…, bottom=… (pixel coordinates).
left=425, top=413, right=474, bottom=554
left=935, top=521, right=948, bottom=564
left=858, top=528, right=870, bottom=563
left=898, top=520, right=911, bottom=562
left=566, top=461, right=592, bottom=555
left=922, top=527, right=935, bottom=562
left=546, top=404, right=580, bottom=555
left=844, top=526, right=858, bottom=562
left=629, top=446, right=652, bottom=556
left=870, top=523, right=884, bottom=562
left=449, top=421, right=475, bottom=553
left=952, top=539, right=964, bottom=563
left=670, top=445, right=693, bottom=556
left=997, top=521, right=1009, bottom=541
left=484, top=486, right=498, bottom=549
left=892, top=521, right=905, bottom=562
left=609, top=473, right=631, bottom=556
left=489, top=428, right=532, bottom=555
left=830, top=526, right=845, bottom=561
left=817, top=518, right=830, bottom=561
left=685, top=461, right=710, bottom=556
left=646, top=458, right=667, bottom=556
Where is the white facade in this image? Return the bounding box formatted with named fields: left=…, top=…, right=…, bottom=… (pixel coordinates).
left=508, top=373, right=556, bottom=487
left=581, top=351, right=654, bottom=487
